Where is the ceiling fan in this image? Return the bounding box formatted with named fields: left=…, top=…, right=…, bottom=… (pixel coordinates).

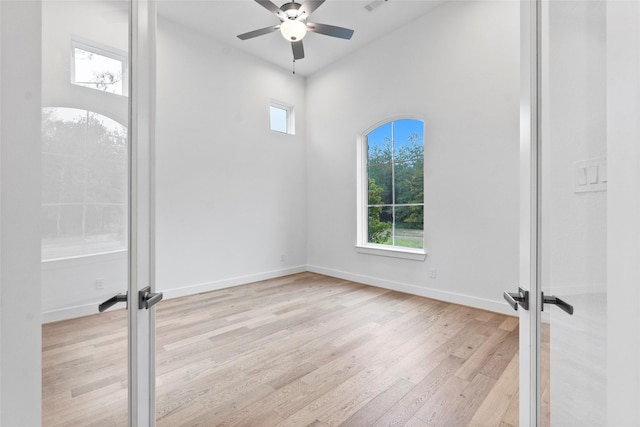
left=237, top=0, right=354, bottom=61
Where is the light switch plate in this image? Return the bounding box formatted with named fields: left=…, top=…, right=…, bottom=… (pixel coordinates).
left=574, top=157, right=607, bottom=193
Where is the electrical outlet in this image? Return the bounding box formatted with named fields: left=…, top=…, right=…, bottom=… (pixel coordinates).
left=429, top=269, right=437, bottom=279
left=95, top=278, right=104, bottom=290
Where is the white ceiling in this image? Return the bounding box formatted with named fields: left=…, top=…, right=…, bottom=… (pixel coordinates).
left=157, top=0, right=445, bottom=76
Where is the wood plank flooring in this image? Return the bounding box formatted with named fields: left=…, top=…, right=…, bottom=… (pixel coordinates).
left=42, top=272, right=521, bottom=426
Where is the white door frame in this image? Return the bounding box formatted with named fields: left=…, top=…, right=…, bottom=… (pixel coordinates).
left=519, top=0, right=541, bottom=425
left=0, top=2, right=42, bottom=425
left=129, top=0, right=157, bottom=425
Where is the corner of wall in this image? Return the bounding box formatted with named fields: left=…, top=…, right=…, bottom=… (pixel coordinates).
left=306, top=265, right=514, bottom=316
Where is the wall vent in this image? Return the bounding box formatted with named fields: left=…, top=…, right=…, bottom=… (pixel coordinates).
left=364, top=0, right=388, bottom=12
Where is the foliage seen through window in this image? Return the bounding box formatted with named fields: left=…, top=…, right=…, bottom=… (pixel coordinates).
left=366, top=119, right=424, bottom=249
left=41, top=108, right=127, bottom=260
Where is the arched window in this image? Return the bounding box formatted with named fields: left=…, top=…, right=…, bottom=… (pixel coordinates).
left=41, top=107, right=127, bottom=260
left=358, top=118, right=425, bottom=256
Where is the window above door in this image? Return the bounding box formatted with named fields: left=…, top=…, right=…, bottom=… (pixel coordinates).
left=71, top=38, right=128, bottom=96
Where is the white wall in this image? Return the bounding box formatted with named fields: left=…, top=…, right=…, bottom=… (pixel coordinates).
left=40, top=1, right=129, bottom=322
left=42, top=251, right=128, bottom=321
left=1, top=1, right=42, bottom=424
left=155, top=18, right=308, bottom=298
left=306, top=0, right=520, bottom=314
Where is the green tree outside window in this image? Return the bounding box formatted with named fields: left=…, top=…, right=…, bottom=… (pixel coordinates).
left=366, top=119, right=424, bottom=249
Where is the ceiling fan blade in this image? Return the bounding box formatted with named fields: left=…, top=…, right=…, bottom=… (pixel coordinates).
left=237, top=25, right=280, bottom=40
left=255, top=0, right=287, bottom=20
left=292, top=40, right=305, bottom=60
left=297, top=0, right=325, bottom=19
left=306, top=22, right=354, bottom=40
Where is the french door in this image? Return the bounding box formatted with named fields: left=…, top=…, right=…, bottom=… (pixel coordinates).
left=36, top=0, right=640, bottom=425
left=40, top=0, right=158, bottom=424
left=515, top=0, right=640, bottom=425
left=41, top=0, right=159, bottom=425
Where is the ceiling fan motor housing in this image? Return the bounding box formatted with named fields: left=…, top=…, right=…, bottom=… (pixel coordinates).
left=281, top=2, right=302, bottom=19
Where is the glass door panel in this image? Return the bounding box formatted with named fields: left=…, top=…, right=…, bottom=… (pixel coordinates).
left=539, top=0, right=638, bottom=424
left=41, top=1, right=130, bottom=424
left=515, top=1, right=640, bottom=424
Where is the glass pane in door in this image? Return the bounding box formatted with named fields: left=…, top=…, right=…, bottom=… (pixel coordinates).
left=41, top=1, right=130, bottom=425
left=540, top=0, right=607, bottom=424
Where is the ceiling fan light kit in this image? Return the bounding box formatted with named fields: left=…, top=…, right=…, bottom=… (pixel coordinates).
left=280, top=19, right=307, bottom=41
left=238, top=0, right=354, bottom=62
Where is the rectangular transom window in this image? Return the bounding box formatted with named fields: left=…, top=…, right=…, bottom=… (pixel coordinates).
left=71, top=39, right=128, bottom=96
left=270, top=101, right=295, bottom=135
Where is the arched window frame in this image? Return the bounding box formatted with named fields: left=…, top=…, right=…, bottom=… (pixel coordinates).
left=356, top=116, right=427, bottom=261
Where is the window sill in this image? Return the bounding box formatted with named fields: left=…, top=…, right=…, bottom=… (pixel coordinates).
left=41, top=249, right=127, bottom=264
left=355, top=244, right=427, bottom=261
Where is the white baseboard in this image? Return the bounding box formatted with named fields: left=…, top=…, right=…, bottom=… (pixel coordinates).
left=42, top=264, right=514, bottom=323
left=42, top=265, right=308, bottom=323
left=42, top=303, right=106, bottom=324
left=160, top=266, right=307, bottom=300
left=307, top=265, right=514, bottom=317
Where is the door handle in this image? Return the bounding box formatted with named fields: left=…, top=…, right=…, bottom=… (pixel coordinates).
left=503, top=287, right=529, bottom=311
left=138, top=286, right=163, bottom=310
left=99, top=293, right=127, bottom=312
left=542, top=293, right=574, bottom=315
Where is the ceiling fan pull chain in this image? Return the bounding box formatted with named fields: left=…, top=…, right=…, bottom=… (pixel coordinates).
left=292, top=59, right=296, bottom=75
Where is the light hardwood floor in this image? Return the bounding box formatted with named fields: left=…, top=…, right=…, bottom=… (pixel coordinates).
left=42, top=272, right=521, bottom=426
